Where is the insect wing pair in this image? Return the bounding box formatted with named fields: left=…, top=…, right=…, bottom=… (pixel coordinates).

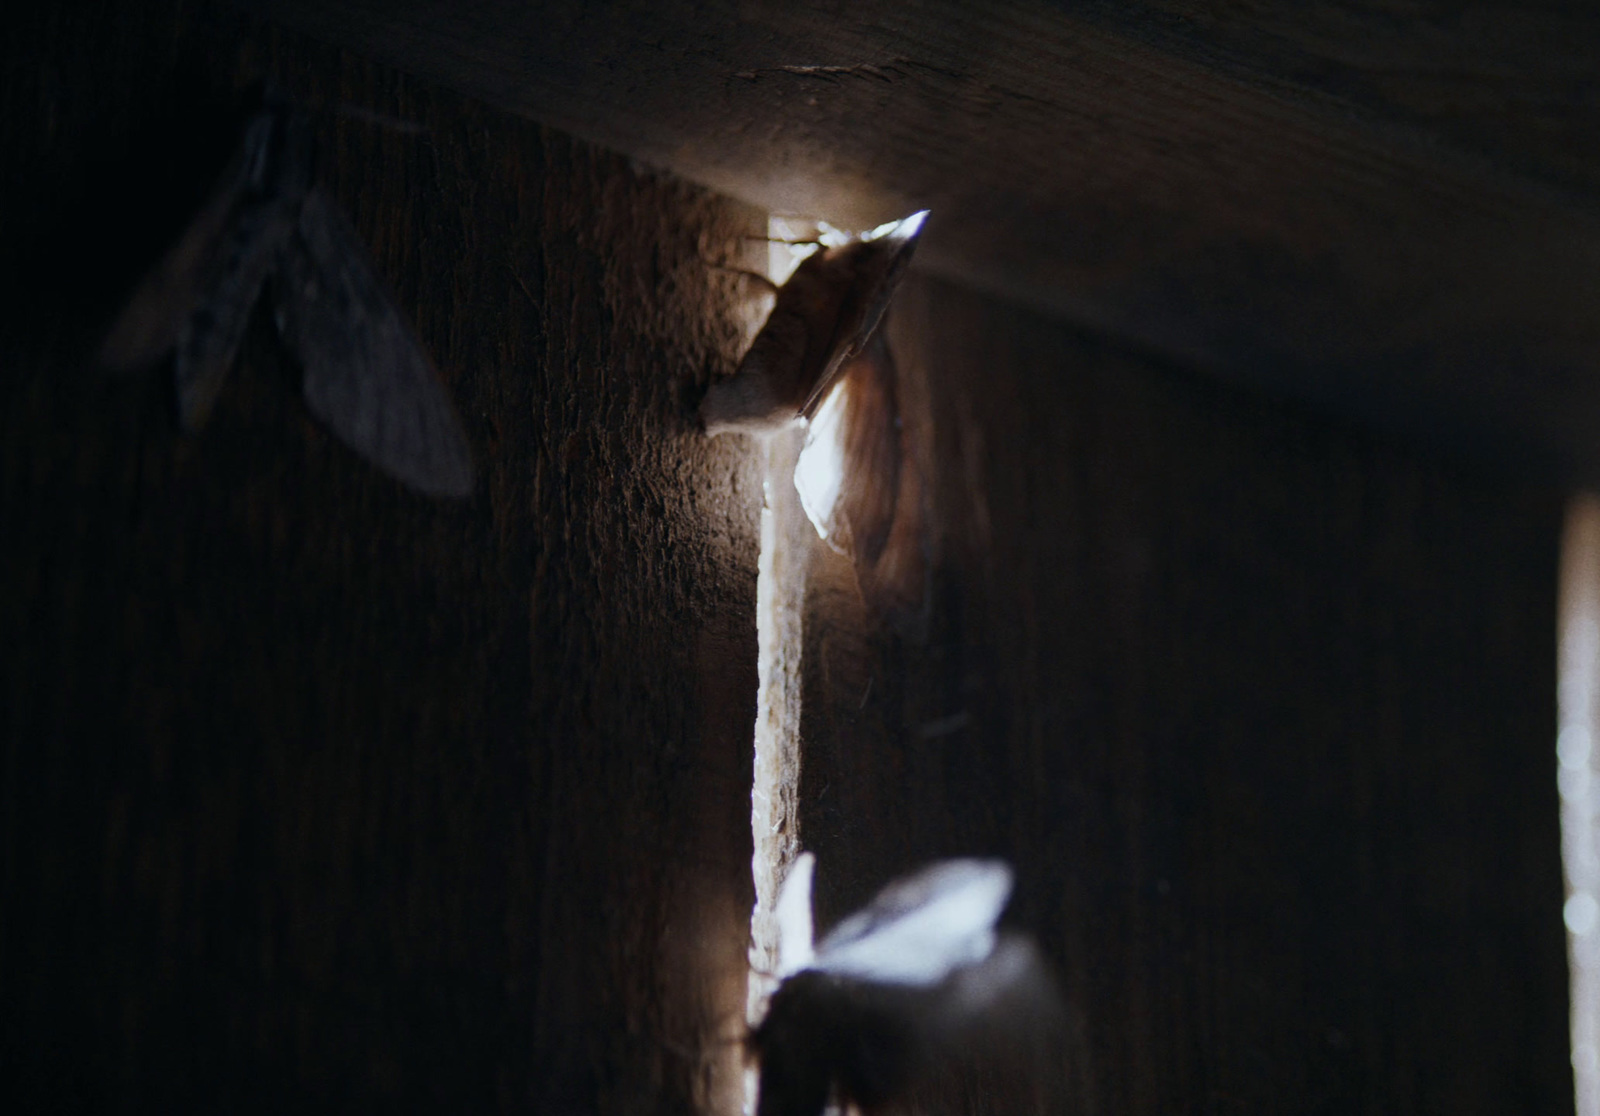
left=705, top=212, right=931, bottom=628
left=753, top=854, right=1062, bottom=1116
left=101, top=100, right=474, bottom=499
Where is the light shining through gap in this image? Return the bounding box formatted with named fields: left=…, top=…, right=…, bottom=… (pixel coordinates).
left=794, top=381, right=849, bottom=543
left=1560, top=494, right=1600, bottom=1116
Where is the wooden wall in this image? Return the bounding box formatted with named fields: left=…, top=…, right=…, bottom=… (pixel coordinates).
left=253, top=0, right=1600, bottom=488
left=0, top=1, right=1578, bottom=1114
left=799, top=274, right=1573, bottom=1113
left=0, top=2, right=762, bottom=1110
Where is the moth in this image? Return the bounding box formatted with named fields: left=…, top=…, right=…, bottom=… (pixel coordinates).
left=751, top=853, right=1064, bottom=1116
left=701, top=210, right=925, bottom=436
left=703, top=212, right=930, bottom=627
left=100, top=98, right=475, bottom=498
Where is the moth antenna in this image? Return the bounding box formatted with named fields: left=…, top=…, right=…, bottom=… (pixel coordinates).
left=739, top=234, right=824, bottom=247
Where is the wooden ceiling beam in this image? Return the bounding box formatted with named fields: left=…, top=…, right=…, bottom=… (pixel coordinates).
left=253, top=0, right=1600, bottom=480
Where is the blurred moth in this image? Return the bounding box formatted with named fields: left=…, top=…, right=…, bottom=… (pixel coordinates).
left=703, top=212, right=929, bottom=626
left=751, top=853, right=1064, bottom=1116
left=100, top=97, right=474, bottom=498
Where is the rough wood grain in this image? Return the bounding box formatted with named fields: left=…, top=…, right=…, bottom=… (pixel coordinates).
left=0, top=3, right=764, bottom=1110
left=253, top=0, right=1600, bottom=486
left=1115, top=1, right=1600, bottom=200
left=798, top=274, right=1573, bottom=1114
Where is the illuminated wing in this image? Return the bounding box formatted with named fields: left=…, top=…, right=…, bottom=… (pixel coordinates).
left=798, top=210, right=926, bottom=420
left=796, top=326, right=929, bottom=631
left=774, top=852, right=817, bottom=978
left=276, top=188, right=474, bottom=498
left=811, top=858, right=1013, bottom=986
left=797, top=330, right=894, bottom=559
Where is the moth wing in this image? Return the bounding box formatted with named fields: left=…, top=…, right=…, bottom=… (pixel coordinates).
left=172, top=198, right=295, bottom=428
left=812, top=858, right=1013, bottom=985
left=844, top=329, right=931, bottom=629
left=701, top=308, right=809, bottom=435
left=838, top=331, right=902, bottom=566
left=800, top=210, right=926, bottom=420
left=755, top=936, right=1064, bottom=1116
left=797, top=328, right=901, bottom=559
left=278, top=188, right=474, bottom=498
left=861, top=428, right=930, bottom=634
left=774, top=852, right=817, bottom=978
left=98, top=112, right=279, bottom=376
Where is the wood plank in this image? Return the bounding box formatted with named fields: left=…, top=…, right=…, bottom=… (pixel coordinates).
left=0, top=3, right=764, bottom=1108
left=798, top=273, right=1573, bottom=1114
left=254, top=0, right=1600, bottom=481
left=1117, top=1, right=1600, bottom=199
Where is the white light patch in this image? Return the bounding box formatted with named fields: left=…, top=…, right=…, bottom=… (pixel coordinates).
left=1561, top=493, right=1600, bottom=1116
left=810, top=220, right=855, bottom=249
left=864, top=208, right=928, bottom=242
left=1572, top=893, right=1600, bottom=937
left=794, top=381, right=849, bottom=542
left=767, top=216, right=822, bottom=285
left=1565, top=726, right=1594, bottom=771
left=813, top=859, right=1012, bottom=986
left=774, top=852, right=817, bottom=978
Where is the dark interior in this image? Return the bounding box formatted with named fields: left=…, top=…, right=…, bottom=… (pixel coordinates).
left=0, top=1, right=1584, bottom=1111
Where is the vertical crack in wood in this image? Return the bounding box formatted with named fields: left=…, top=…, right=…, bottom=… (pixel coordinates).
left=747, top=428, right=807, bottom=1033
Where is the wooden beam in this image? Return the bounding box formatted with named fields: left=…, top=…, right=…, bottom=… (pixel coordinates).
left=254, top=0, right=1600, bottom=480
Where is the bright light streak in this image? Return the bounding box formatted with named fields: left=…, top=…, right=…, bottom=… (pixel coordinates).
left=744, top=215, right=816, bottom=1115
left=743, top=208, right=926, bottom=1113
left=1561, top=493, right=1600, bottom=1116
left=794, top=381, right=849, bottom=543
left=774, top=851, right=817, bottom=978
left=866, top=208, right=928, bottom=242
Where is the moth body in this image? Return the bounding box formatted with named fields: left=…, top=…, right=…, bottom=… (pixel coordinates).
left=751, top=970, right=922, bottom=1116
left=751, top=855, right=1064, bottom=1116
left=701, top=211, right=926, bottom=436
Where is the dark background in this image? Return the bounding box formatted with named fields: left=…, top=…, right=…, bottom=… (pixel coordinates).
left=3, top=3, right=762, bottom=1109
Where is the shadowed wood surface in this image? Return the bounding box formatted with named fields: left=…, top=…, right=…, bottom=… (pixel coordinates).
left=255, top=0, right=1600, bottom=484
left=798, top=274, right=1572, bottom=1114
left=0, top=1, right=1583, bottom=1113
left=1, top=2, right=763, bottom=1109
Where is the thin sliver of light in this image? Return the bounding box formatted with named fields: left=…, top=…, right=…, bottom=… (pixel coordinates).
left=1561, top=494, right=1600, bottom=1116
left=743, top=215, right=814, bottom=1113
